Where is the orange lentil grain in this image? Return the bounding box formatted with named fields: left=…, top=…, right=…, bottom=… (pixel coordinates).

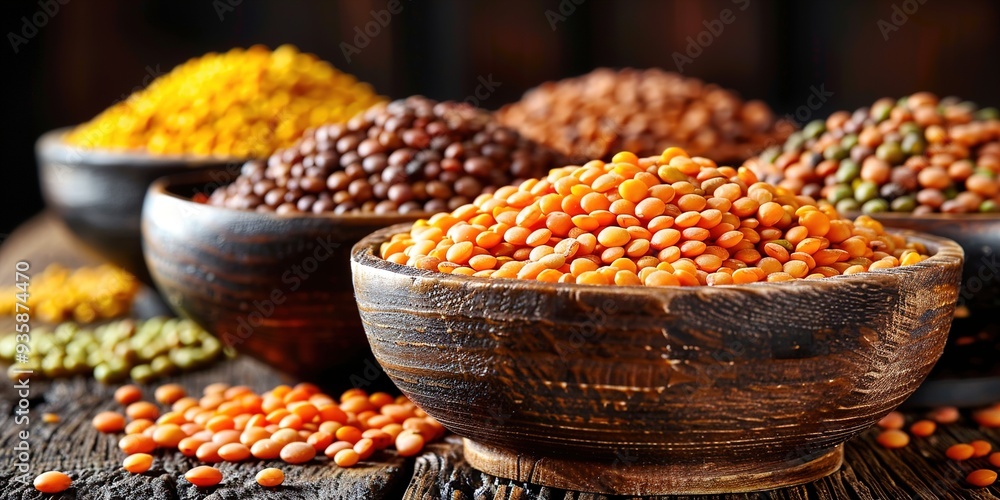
left=876, top=430, right=910, bottom=449
left=946, top=443, right=975, bottom=461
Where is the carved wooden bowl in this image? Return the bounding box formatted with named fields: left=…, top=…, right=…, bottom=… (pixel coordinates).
left=141, top=172, right=427, bottom=381
left=36, top=128, right=243, bottom=282
left=862, top=213, right=1000, bottom=407
left=351, top=224, right=963, bottom=495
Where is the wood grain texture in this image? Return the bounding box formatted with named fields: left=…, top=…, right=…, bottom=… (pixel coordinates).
left=2, top=213, right=995, bottom=499
left=141, top=173, right=425, bottom=380
left=352, top=224, right=964, bottom=495
left=0, top=356, right=411, bottom=500
left=36, top=128, right=242, bottom=283
left=868, top=213, right=1000, bottom=406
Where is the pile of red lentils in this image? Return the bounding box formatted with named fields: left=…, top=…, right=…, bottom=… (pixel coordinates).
left=33, top=382, right=443, bottom=493
left=380, top=147, right=929, bottom=285
left=876, top=404, right=1000, bottom=488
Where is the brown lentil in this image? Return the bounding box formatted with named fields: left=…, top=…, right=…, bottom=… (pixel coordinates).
left=207, top=96, right=560, bottom=215
left=381, top=147, right=929, bottom=285
left=497, top=68, right=791, bottom=163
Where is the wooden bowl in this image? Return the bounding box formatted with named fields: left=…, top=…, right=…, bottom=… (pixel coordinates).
left=141, top=172, right=427, bottom=381
left=862, top=213, right=1000, bottom=407
left=36, top=128, right=244, bottom=282
left=352, top=225, right=963, bottom=495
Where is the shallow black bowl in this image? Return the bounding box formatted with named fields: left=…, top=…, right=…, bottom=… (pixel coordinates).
left=36, top=127, right=245, bottom=282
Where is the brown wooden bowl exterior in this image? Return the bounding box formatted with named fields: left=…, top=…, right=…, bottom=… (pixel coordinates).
left=36, top=128, right=245, bottom=282
left=352, top=224, right=962, bottom=492
left=862, top=213, right=1000, bottom=406
left=141, top=172, right=428, bottom=380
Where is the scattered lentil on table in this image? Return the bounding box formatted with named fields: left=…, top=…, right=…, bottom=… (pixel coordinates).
left=380, top=147, right=930, bottom=285
left=64, top=45, right=383, bottom=157
left=745, top=92, right=1000, bottom=214
left=206, top=96, right=561, bottom=214
left=0, top=317, right=226, bottom=383
left=92, top=381, right=445, bottom=492
left=33, top=471, right=72, bottom=494
left=0, top=263, right=137, bottom=323
left=496, top=68, right=792, bottom=163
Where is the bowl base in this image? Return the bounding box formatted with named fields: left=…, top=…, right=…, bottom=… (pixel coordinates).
left=463, top=439, right=844, bottom=496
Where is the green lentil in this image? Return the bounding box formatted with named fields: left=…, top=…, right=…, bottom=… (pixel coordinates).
left=0, top=317, right=227, bottom=383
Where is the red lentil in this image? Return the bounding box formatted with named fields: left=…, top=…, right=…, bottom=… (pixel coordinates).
left=909, top=420, right=936, bottom=437
left=380, top=148, right=929, bottom=285
left=93, top=411, right=127, bottom=433
left=33, top=471, right=72, bottom=493
left=115, top=385, right=143, bottom=405
left=256, top=468, right=285, bottom=487
left=123, top=453, right=153, bottom=474
left=945, top=443, right=975, bottom=461
left=929, top=406, right=960, bottom=424
left=970, top=440, right=992, bottom=458
left=155, top=384, right=187, bottom=405
left=967, top=469, right=998, bottom=488
left=185, top=466, right=223, bottom=488
left=876, top=430, right=910, bottom=449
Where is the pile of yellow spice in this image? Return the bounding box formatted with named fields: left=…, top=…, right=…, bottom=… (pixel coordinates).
left=64, top=45, right=383, bottom=158
left=0, top=264, right=138, bottom=323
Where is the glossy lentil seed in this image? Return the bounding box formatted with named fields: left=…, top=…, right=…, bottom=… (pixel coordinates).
left=33, top=471, right=72, bottom=493
left=256, top=468, right=285, bottom=487
left=967, top=469, right=998, bottom=488
left=123, top=453, right=153, bottom=474
left=381, top=148, right=929, bottom=285
left=185, top=466, right=223, bottom=488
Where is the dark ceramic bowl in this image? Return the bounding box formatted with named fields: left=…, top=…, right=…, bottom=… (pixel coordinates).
left=863, top=213, right=1000, bottom=407
left=141, top=172, right=428, bottom=381
left=36, top=128, right=245, bottom=282
left=352, top=224, right=963, bottom=495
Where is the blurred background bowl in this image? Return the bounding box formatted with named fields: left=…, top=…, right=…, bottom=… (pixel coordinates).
left=141, top=172, right=427, bottom=381
left=36, top=127, right=244, bottom=282
left=863, top=213, right=1000, bottom=407
left=352, top=224, right=962, bottom=496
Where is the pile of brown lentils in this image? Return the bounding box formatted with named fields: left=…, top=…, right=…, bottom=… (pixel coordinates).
left=496, top=68, right=792, bottom=164
left=380, top=147, right=930, bottom=286
left=207, top=96, right=561, bottom=215
left=746, top=92, right=1000, bottom=214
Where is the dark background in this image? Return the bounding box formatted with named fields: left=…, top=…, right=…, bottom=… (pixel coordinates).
left=2, top=0, right=999, bottom=236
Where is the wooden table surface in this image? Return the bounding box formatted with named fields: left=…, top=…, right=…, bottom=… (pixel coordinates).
left=1, top=214, right=999, bottom=500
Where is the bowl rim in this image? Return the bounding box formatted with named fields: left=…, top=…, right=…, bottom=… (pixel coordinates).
left=36, top=127, right=249, bottom=166
left=352, top=222, right=965, bottom=295
left=146, top=170, right=439, bottom=224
